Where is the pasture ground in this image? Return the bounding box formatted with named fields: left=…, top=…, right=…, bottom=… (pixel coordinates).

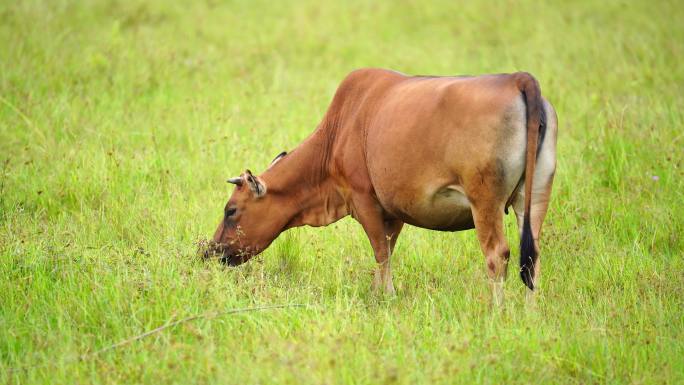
left=1, top=0, right=683, bottom=383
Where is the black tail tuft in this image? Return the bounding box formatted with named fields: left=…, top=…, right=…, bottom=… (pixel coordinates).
left=520, top=215, right=536, bottom=290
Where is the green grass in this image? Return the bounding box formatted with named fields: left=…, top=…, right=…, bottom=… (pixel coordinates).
left=1, top=0, right=683, bottom=383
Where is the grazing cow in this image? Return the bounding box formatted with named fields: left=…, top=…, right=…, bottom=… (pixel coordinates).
left=208, top=68, right=556, bottom=305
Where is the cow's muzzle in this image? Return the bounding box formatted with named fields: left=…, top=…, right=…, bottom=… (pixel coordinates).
left=203, top=241, right=250, bottom=266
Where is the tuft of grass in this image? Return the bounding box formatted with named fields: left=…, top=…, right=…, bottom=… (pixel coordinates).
left=1, top=0, right=683, bottom=384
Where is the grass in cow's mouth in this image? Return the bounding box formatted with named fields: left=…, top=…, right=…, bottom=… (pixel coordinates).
left=1, top=0, right=683, bottom=384
left=196, top=236, right=218, bottom=261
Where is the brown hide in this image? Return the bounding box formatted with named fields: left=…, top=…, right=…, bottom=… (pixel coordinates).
left=210, top=68, right=556, bottom=296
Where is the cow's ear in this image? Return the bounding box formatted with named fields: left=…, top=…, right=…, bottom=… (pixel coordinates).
left=245, top=169, right=266, bottom=198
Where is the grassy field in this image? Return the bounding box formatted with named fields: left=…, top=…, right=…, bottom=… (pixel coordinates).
left=1, top=0, right=683, bottom=383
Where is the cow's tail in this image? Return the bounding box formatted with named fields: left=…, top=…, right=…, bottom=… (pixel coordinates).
left=517, top=72, right=545, bottom=291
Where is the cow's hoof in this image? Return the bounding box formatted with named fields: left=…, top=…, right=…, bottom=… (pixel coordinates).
left=372, top=270, right=395, bottom=297
left=525, top=287, right=538, bottom=310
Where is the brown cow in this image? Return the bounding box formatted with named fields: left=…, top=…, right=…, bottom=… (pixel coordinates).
left=208, top=68, right=557, bottom=305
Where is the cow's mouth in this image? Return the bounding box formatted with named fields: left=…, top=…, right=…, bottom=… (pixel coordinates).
left=219, top=253, right=248, bottom=266
left=202, top=241, right=252, bottom=266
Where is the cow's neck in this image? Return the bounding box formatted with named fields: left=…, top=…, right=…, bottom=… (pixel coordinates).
left=261, top=127, right=349, bottom=229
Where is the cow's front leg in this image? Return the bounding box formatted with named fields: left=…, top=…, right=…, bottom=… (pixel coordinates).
left=352, top=197, right=403, bottom=295
left=370, top=219, right=403, bottom=295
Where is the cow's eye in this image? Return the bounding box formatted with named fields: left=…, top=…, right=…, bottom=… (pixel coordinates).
left=224, top=207, right=237, bottom=220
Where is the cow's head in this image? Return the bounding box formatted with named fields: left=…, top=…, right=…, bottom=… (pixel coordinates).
left=207, top=153, right=289, bottom=265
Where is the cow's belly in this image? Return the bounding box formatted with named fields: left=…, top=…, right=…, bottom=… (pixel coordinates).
left=384, top=185, right=475, bottom=231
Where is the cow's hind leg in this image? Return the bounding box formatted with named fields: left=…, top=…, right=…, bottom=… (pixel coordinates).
left=513, top=99, right=557, bottom=297
left=471, top=203, right=510, bottom=307
left=513, top=172, right=554, bottom=300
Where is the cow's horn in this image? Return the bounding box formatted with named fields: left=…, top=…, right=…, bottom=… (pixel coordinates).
left=227, top=177, right=243, bottom=186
